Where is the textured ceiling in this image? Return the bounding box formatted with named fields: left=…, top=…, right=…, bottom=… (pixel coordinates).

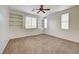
left=9, top=5, right=74, bottom=17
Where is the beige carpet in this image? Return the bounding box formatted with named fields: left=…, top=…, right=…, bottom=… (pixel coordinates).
left=3, top=34, right=79, bottom=54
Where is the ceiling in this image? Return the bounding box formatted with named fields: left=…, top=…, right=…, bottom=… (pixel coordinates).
left=9, top=5, right=74, bottom=17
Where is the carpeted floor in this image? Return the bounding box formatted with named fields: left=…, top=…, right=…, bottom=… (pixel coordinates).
left=3, top=34, right=79, bottom=54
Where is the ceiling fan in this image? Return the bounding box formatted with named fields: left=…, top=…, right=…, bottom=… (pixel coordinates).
left=32, top=5, right=50, bottom=13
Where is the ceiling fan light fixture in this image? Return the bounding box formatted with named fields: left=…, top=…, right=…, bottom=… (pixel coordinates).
left=32, top=5, right=50, bottom=14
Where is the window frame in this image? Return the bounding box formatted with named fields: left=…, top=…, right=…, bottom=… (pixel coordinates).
left=61, top=13, right=69, bottom=30
left=24, top=16, right=38, bottom=29
left=43, top=18, right=48, bottom=29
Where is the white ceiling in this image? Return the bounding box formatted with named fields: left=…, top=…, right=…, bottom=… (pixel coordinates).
left=9, top=5, right=74, bottom=17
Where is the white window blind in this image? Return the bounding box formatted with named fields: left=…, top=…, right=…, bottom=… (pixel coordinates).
left=61, top=13, right=69, bottom=29
left=25, top=16, right=37, bottom=29
left=44, top=19, right=47, bottom=28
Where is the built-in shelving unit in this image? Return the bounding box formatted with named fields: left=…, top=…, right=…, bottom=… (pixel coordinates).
left=9, top=12, right=23, bottom=27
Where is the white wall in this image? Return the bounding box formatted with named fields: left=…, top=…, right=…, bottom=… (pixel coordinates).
left=45, top=6, right=79, bottom=43
left=0, top=6, right=9, bottom=53
left=9, top=10, right=43, bottom=39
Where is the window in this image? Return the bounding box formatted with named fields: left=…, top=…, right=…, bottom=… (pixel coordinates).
left=25, top=16, right=37, bottom=29
left=61, top=13, right=69, bottom=29
left=44, top=19, right=47, bottom=28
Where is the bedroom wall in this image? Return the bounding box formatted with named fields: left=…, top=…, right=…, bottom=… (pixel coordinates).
left=45, top=6, right=79, bottom=43
left=0, top=6, right=9, bottom=53
left=9, top=10, right=43, bottom=39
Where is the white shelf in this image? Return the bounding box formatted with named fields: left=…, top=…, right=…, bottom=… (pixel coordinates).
left=9, top=12, right=23, bottom=27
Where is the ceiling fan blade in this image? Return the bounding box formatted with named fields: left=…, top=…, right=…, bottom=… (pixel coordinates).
left=32, top=5, right=50, bottom=14
left=42, top=10, right=45, bottom=13
left=43, top=9, right=50, bottom=10
left=32, top=9, right=39, bottom=11
left=37, top=10, right=40, bottom=13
